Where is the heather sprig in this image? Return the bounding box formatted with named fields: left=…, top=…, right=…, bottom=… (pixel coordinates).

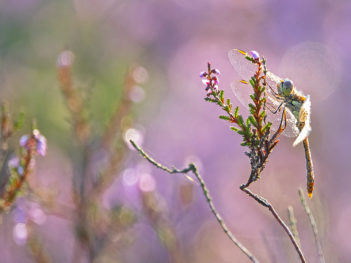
left=0, top=128, right=47, bottom=212
left=201, top=53, right=308, bottom=263
left=201, top=52, right=286, bottom=186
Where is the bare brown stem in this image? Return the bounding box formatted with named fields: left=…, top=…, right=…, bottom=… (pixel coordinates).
left=240, top=185, right=306, bottom=263
left=130, top=140, right=259, bottom=263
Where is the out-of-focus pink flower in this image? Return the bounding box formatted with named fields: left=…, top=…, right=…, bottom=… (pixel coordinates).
left=138, top=173, right=156, bottom=192
left=129, top=85, right=146, bottom=103
left=122, top=168, right=139, bottom=187
left=19, top=129, right=47, bottom=156
left=132, top=66, right=149, bottom=84
left=13, top=223, right=28, bottom=245
left=36, top=134, right=47, bottom=156
left=19, top=135, right=29, bottom=147
left=13, top=206, right=28, bottom=224
left=8, top=157, right=19, bottom=168
left=57, top=50, right=75, bottom=68
left=29, top=206, right=46, bottom=225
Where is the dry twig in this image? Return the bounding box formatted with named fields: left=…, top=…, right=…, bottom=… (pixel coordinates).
left=240, top=186, right=306, bottom=263
left=130, top=140, right=259, bottom=263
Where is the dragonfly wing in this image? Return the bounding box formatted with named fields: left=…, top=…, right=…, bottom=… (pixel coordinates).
left=228, top=49, right=300, bottom=138
left=293, top=95, right=312, bottom=146
left=228, top=49, right=258, bottom=80
left=265, top=71, right=282, bottom=90
left=230, top=80, right=251, bottom=110
left=231, top=79, right=300, bottom=138
left=265, top=103, right=300, bottom=138
left=265, top=71, right=300, bottom=138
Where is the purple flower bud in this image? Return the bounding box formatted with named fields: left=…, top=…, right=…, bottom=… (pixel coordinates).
left=36, top=135, right=47, bottom=156
left=211, top=69, right=220, bottom=75
left=19, top=135, right=29, bottom=147
left=199, top=71, right=208, bottom=78
left=250, top=50, right=260, bottom=60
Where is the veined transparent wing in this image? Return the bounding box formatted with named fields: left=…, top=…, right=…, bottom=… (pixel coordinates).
left=228, top=49, right=299, bottom=138
left=228, top=49, right=280, bottom=90
left=228, top=49, right=257, bottom=81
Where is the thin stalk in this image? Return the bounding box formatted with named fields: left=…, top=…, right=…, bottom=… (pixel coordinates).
left=130, top=140, right=259, bottom=263
left=298, top=188, right=325, bottom=263
left=240, top=186, right=306, bottom=263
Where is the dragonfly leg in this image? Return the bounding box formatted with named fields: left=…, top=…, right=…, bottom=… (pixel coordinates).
left=266, top=101, right=284, bottom=114
left=267, top=84, right=284, bottom=100
left=277, top=107, right=287, bottom=132
left=272, top=101, right=284, bottom=114
left=265, top=103, right=276, bottom=113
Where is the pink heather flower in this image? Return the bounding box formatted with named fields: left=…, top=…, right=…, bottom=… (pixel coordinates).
left=211, top=76, right=219, bottom=85
left=211, top=69, right=220, bottom=75
left=202, top=78, right=210, bottom=86
left=250, top=50, right=260, bottom=60
left=19, top=135, right=29, bottom=147
left=200, top=71, right=208, bottom=78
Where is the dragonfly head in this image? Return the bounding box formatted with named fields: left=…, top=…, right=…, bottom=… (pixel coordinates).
left=281, top=79, right=294, bottom=96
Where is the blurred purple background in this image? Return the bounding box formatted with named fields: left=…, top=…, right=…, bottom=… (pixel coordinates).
left=0, top=0, right=350, bottom=262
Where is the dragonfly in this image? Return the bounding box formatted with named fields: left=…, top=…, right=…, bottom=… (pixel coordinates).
left=228, top=49, right=314, bottom=198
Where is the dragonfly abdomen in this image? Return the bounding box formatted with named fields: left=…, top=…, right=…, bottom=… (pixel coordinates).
left=303, top=138, right=314, bottom=198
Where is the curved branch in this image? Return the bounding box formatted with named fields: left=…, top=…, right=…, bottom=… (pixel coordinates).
left=130, top=140, right=259, bottom=263
left=240, top=185, right=306, bottom=263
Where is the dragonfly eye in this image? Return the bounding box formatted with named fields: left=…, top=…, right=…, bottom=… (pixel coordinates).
left=282, top=79, right=294, bottom=95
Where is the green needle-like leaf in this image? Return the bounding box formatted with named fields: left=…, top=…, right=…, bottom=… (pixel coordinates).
left=219, top=115, right=231, bottom=121
left=234, top=106, right=239, bottom=118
